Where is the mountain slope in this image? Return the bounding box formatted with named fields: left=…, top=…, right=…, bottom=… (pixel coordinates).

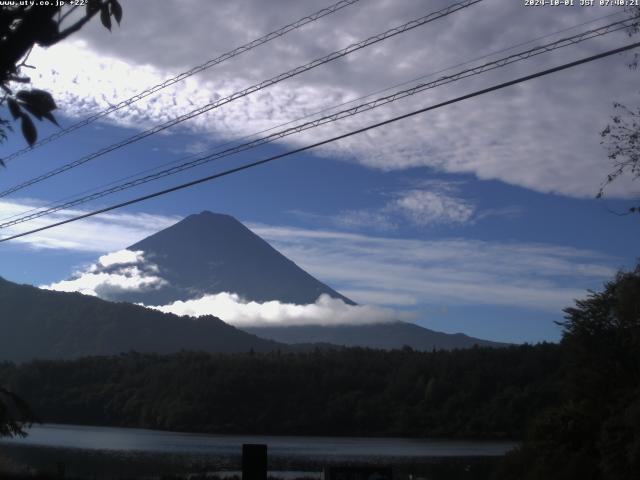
left=107, top=211, right=353, bottom=306
left=246, top=322, right=506, bottom=350
left=0, top=277, right=283, bottom=362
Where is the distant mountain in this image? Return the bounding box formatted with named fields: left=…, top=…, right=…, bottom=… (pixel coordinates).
left=0, top=277, right=283, bottom=362
left=106, top=211, right=353, bottom=306
left=246, top=322, right=506, bottom=350
left=49, top=211, right=504, bottom=352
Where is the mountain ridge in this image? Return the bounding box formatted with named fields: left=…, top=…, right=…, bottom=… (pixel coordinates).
left=0, top=276, right=284, bottom=362
left=12, top=210, right=506, bottom=357
left=246, top=321, right=507, bottom=350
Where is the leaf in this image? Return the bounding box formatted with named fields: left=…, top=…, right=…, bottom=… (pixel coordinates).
left=16, top=89, right=58, bottom=124
left=7, top=97, right=21, bottom=119
left=110, top=0, right=122, bottom=25
left=87, top=0, right=101, bottom=15
left=33, top=18, right=60, bottom=47
left=23, top=105, right=58, bottom=127
left=42, top=111, right=59, bottom=126
left=21, top=103, right=43, bottom=120
left=100, top=4, right=112, bottom=31
left=16, top=89, right=57, bottom=113
left=21, top=114, right=37, bottom=146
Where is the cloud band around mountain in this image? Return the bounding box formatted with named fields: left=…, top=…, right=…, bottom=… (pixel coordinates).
left=40, top=245, right=413, bottom=326
left=147, top=292, right=413, bottom=327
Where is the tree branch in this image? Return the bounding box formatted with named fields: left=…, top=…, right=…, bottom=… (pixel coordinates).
left=52, top=1, right=109, bottom=43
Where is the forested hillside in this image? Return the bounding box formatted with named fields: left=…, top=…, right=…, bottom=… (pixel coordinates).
left=495, top=265, right=640, bottom=480
left=0, top=344, right=561, bottom=439
left=0, top=277, right=282, bottom=361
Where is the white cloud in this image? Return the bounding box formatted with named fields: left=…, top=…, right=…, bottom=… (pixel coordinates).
left=148, top=292, right=413, bottom=327
left=333, top=209, right=398, bottom=231
left=248, top=223, right=619, bottom=312
left=96, top=249, right=144, bottom=268
left=41, top=249, right=167, bottom=297
left=0, top=199, right=179, bottom=252
left=302, top=183, right=482, bottom=231
left=340, top=289, right=419, bottom=307
left=43, top=267, right=167, bottom=297
left=388, top=187, right=475, bottom=226
left=15, top=0, right=640, bottom=198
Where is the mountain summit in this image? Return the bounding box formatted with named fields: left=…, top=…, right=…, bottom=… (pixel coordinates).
left=108, top=211, right=353, bottom=306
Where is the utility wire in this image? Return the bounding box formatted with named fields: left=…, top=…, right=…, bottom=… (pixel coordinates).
left=1, top=8, right=624, bottom=225
left=0, top=0, right=483, bottom=199
left=2, top=41, right=638, bottom=244
left=2, top=0, right=363, bottom=163
left=0, top=16, right=633, bottom=229
left=0, top=8, right=627, bottom=226
left=0, top=6, right=625, bottom=229
left=0, top=7, right=624, bottom=226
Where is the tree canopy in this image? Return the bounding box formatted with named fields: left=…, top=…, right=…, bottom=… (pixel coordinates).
left=0, top=344, right=561, bottom=439
left=0, top=387, right=35, bottom=437
left=598, top=6, right=640, bottom=213
left=496, top=263, right=640, bottom=480
left=0, top=0, right=122, bottom=155
left=0, top=0, right=123, bottom=438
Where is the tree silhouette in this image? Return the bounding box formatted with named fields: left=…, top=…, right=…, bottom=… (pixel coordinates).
left=496, top=263, right=640, bottom=480
left=598, top=6, right=640, bottom=214
left=0, top=387, right=35, bottom=437
left=0, top=0, right=123, bottom=437
left=0, top=0, right=122, bottom=160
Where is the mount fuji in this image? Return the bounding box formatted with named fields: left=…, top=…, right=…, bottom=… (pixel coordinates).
left=58, top=211, right=503, bottom=350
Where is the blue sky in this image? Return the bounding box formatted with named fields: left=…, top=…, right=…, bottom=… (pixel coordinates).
left=0, top=0, right=639, bottom=343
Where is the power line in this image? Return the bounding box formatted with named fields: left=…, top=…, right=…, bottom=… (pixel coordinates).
left=0, top=0, right=483, bottom=199
left=0, top=7, right=630, bottom=229
left=2, top=0, right=363, bottom=163
left=15, top=3, right=608, bottom=216
left=4, top=8, right=624, bottom=230
left=2, top=41, right=638, bottom=244
left=2, top=8, right=622, bottom=225
left=1, top=16, right=633, bottom=229
left=1, top=9, right=626, bottom=226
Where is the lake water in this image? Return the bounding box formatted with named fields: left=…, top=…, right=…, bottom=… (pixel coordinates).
left=0, top=423, right=516, bottom=457
left=0, top=424, right=517, bottom=478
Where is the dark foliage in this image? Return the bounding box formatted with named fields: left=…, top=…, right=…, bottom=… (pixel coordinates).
left=0, top=387, right=36, bottom=437
left=0, top=0, right=122, bottom=152
left=495, top=264, right=640, bottom=480
left=599, top=102, right=640, bottom=214
left=0, top=343, right=561, bottom=439
left=0, top=0, right=123, bottom=440
left=598, top=5, right=640, bottom=213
